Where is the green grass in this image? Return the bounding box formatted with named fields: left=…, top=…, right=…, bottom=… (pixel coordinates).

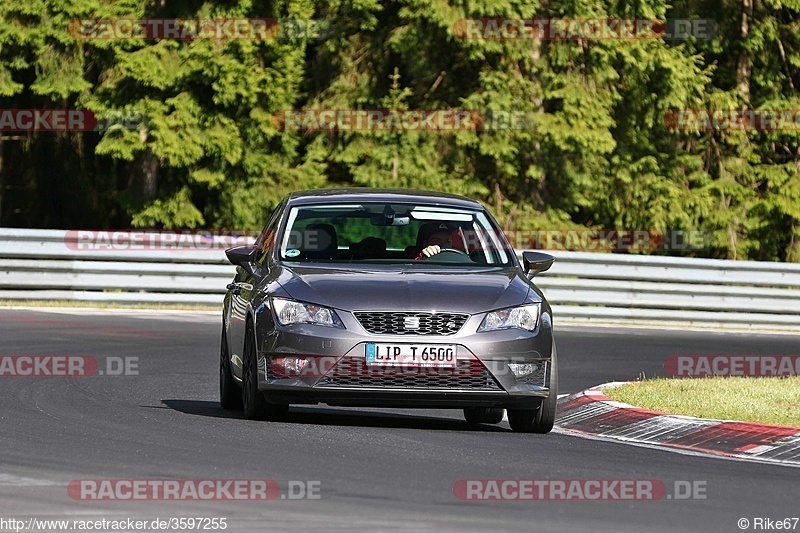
left=603, top=377, right=800, bottom=427
left=0, top=299, right=218, bottom=311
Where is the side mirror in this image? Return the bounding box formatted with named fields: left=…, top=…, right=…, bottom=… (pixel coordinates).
left=225, top=245, right=258, bottom=267
left=522, top=251, right=555, bottom=278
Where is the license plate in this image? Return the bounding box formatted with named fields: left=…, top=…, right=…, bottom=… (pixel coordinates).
left=365, top=343, right=457, bottom=368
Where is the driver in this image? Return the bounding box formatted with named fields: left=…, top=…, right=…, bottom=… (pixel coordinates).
left=415, top=230, right=452, bottom=259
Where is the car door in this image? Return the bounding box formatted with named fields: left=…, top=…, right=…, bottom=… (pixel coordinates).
left=226, top=202, right=284, bottom=380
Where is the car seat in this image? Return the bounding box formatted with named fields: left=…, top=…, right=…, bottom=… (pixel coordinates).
left=302, top=223, right=338, bottom=260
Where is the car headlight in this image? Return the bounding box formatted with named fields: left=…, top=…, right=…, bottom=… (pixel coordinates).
left=271, top=298, right=344, bottom=328
left=478, top=304, right=540, bottom=332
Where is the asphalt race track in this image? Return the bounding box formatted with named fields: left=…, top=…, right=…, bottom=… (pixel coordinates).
left=0, top=308, right=798, bottom=532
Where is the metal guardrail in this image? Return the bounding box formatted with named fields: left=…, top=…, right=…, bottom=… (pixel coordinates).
left=536, top=252, right=800, bottom=330
left=1, top=229, right=799, bottom=331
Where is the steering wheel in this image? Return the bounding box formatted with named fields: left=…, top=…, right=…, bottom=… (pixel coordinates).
left=419, top=248, right=472, bottom=262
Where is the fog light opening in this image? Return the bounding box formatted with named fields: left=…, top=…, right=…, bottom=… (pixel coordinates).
left=270, top=356, right=311, bottom=378
left=508, top=363, right=539, bottom=379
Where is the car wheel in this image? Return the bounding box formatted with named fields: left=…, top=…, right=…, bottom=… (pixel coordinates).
left=508, top=339, right=558, bottom=434
left=463, top=407, right=505, bottom=425
left=220, top=329, right=243, bottom=410
left=242, top=320, right=288, bottom=421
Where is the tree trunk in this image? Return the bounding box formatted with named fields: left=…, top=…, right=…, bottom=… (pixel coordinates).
left=530, top=41, right=547, bottom=210
left=787, top=221, right=800, bottom=263
left=132, top=129, right=158, bottom=202
left=0, top=134, right=3, bottom=223
left=136, top=149, right=159, bottom=199
left=736, top=0, right=754, bottom=102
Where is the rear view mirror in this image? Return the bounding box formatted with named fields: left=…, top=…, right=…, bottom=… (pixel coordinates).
left=522, top=251, right=555, bottom=278
left=225, top=245, right=258, bottom=267
left=369, top=214, right=409, bottom=226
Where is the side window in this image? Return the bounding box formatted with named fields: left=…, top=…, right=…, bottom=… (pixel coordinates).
left=255, top=202, right=284, bottom=264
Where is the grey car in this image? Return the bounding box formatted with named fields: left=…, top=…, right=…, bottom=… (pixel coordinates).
left=220, top=189, right=557, bottom=433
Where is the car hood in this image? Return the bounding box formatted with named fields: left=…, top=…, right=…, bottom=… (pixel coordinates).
left=274, top=264, right=534, bottom=313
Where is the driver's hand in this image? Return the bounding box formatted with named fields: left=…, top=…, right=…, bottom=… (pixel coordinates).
left=421, top=245, right=441, bottom=258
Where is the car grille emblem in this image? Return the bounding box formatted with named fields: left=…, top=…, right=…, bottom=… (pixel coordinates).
left=404, top=316, right=420, bottom=330
left=354, top=312, right=468, bottom=335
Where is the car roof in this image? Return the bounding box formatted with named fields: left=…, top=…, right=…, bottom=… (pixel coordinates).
left=284, top=188, right=485, bottom=210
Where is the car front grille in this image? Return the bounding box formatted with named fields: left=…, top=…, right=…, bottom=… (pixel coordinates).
left=315, top=358, right=502, bottom=390
left=354, top=312, right=469, bottom=336
left=520, top=361, right=549, bottom=388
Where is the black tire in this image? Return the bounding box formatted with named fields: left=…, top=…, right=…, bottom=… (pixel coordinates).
left=242, top=320, right=288, bottom=421
left=508, top=340, right=558, bottom=434
left=463, top=407, right=505, bottom=425
left=220, top=329, right=243, bottom=410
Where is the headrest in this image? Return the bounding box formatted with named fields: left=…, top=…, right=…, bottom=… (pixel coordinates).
left=304, top=223, right=338, bottom=252
left=349, top=236, right=387, bottom=255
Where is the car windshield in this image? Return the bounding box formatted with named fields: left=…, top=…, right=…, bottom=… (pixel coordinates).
left=278, top=202, right=513, bottom=266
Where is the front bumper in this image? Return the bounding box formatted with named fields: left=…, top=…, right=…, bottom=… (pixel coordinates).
left=255, top=308, right=553, bottom=409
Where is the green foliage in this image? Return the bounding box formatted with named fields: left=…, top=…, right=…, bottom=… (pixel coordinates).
left=0, top=0, right=799, bottom=261
left=131, top=186, right=204, bottom=228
